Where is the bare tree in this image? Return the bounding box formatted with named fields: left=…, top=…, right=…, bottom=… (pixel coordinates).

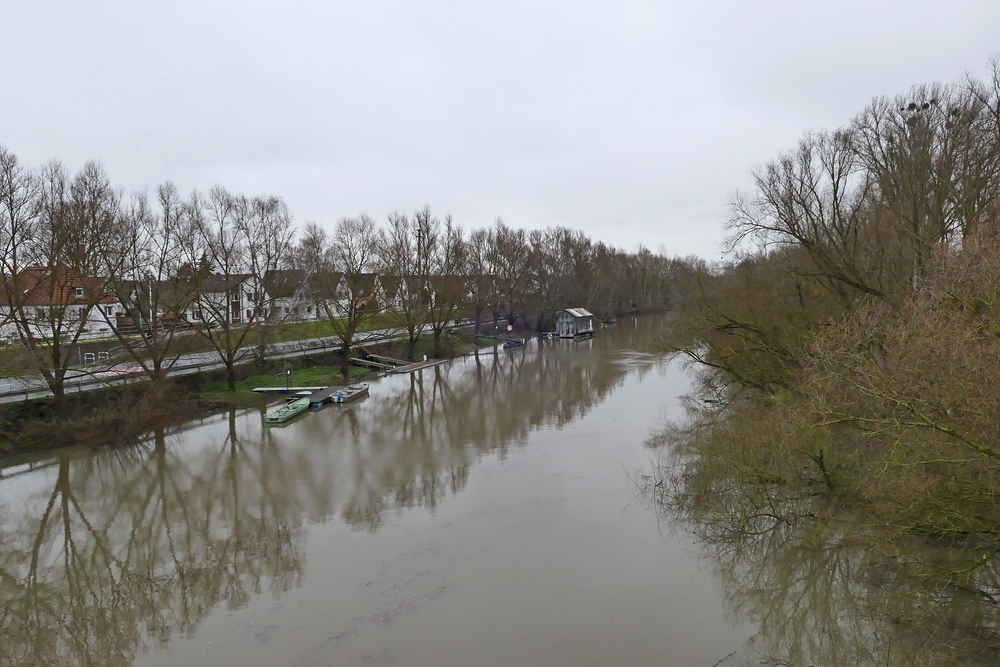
left=184, top=188, right=292, bottom=391
left=309, top=214, right=381, bottom=376
left=0, top=145, right=39, bottom=342
left=1, top=159, right=121, bottom=410
left=425, top=215, right=467, bottom=355
left=242, top=194, right=296, bottom=363
left=376, top=210, right=430, bottom=359
left=98, top=183, right=198, bottom=382
left=488, top=218, right=531, bottom=327
left=728, top=130, right=889, bottom=305
left=464, top=227, right=497, bottom=335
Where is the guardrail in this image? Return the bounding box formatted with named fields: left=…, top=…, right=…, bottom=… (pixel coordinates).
left=0, top=322, right=475, bottom=404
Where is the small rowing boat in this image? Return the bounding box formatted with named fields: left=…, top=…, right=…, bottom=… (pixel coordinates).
left=264, top=395, right=311, bottom=423
left=332, top=383, right=369, bottom=403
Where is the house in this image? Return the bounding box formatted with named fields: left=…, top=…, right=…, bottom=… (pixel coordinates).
left=109, top=280, right=197, bottom=334
left=263, top=269, right=349, bottom=321
left=263, top=269, right=313, bottom=321
left=427, top=275, right=469, bottom=309
left=344, top=273, right=383, bottom=310
left=196, top=273, right=259, bottom=325
left=0, top=265, right=122, bottom=342
left=379, top=274, right=431, bottom=312
left=555, top=308, right=595, bottom=339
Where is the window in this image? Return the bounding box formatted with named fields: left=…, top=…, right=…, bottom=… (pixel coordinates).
left=104, top=305, right=114, bottom=316
left=73, top=286, right=84, bottom=298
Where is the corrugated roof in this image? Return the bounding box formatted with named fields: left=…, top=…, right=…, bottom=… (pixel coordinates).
left=564, top=308, right=593, bottom=318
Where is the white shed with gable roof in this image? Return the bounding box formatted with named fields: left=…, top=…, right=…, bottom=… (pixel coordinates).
left=555, top=308, right=595, bottom=338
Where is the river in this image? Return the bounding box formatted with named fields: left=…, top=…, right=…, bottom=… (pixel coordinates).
left=0, top=316, right=758, bottom=666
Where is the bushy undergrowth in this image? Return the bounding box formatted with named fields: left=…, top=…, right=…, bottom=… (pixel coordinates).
left=667, top=233, right=1000, bottom=536
left=657, top=234, right=1000, bottom=665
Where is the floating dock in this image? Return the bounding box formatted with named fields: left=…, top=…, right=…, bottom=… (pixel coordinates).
left=350, top=357, right=395, bottom=370
left=367, top=353, right=409, bottom=366
left=252, top=386, right=327, bottom=394
left=390, top=359, right=448, bottom=374
left=308, top=385, right=343, bottom=407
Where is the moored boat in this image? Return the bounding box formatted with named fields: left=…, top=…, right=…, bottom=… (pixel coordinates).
left=264, top=396, right=311, bottom=423
left=332, top=383, right=370, bottom=404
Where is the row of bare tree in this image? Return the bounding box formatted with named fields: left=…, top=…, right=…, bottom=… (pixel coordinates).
left=295, top=210, right=693, bottom=374
left=0, top=146, right=687, bottom=399
left=674, top=61, right=1000, bottom=394
left=659, top=61, right=1000, bottom=661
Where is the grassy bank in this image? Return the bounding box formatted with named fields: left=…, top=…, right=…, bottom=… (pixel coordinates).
left=0, top=331, right=491, bottom=461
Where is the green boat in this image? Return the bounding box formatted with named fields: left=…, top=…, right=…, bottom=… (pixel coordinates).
left=264, top=396, right=311, bottom=424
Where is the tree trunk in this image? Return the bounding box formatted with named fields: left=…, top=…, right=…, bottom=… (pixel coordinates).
left=340, top=338, right=351, bottom=376
left=226, top=362, right=236, bottom=392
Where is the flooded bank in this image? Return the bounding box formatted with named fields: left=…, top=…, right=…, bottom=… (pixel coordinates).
left=0, top=317, right=754, bottom=666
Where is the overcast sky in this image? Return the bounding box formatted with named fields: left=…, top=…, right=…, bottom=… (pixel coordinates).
left=3, top=1, right=999, bottom=258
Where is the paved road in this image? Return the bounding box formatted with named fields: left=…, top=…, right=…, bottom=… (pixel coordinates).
left=0, top=324, right=473, bottom=404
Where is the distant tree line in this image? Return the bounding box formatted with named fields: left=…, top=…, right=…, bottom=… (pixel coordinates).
left=0, top=145, right=695, bottom=398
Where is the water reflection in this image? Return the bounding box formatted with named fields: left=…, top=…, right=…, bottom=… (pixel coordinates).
left=0, top=318, right=665, bottom=667
left=648, top=435, right=1000, bottom=666
left=0, top=415, right=304, bottom=667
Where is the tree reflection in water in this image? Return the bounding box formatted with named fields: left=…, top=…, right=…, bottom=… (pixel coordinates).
left=0, top=412, right=304, bottom=667
left=646, top=426, right=1000, bottom=667
left=0, top=317, right=666, bottom=667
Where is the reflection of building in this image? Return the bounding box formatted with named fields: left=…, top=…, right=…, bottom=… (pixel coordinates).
left=556, top=308, right=595, bottom=338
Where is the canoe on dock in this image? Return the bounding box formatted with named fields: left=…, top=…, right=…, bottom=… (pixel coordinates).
left=264, top=396, right=311, bottom=423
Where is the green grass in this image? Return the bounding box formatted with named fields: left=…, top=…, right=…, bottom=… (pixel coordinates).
left=0, top=346, right=41, bottom=378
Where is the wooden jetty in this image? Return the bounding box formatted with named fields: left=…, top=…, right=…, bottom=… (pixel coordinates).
left=264, top=396, right=311, bottom=423
left=390, top=359, right=448, bottom=374
left=308, top=385, right=340, bottom=407
left=368, top=353, right=409, bottom=366
left=351, top=357, right=395, bottom=370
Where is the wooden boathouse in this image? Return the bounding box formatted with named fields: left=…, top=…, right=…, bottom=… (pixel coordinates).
left=555, top=308, right=595, bottom=338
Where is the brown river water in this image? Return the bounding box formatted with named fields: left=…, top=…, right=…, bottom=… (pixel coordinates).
left=0, top=317, right=757, bottom=666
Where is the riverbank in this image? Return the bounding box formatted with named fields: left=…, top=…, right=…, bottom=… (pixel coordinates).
left=0, top=330, right=489, bottom=461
